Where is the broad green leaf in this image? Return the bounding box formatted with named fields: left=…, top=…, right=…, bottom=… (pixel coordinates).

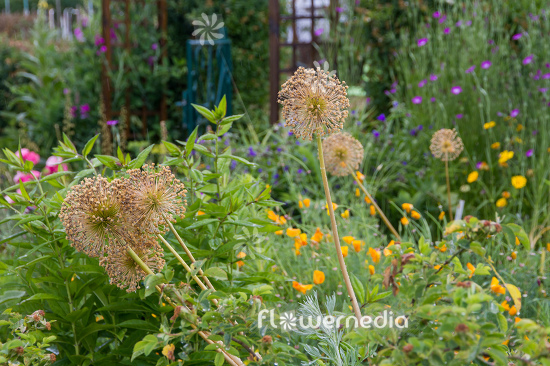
left=82, top=134, right=100, bottom=157
left=192, top=104, right=217, bottom=123
left=185, top=127, right=199, bottom=157
left=128, top=144, right=154, bottom=169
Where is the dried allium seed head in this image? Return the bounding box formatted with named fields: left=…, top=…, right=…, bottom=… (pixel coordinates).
left=124, top=164, right=187, bottom=234
left=278, top=67, right=350, bottom=140
left=60, top=176, right=128, bottom=257
left=322, top=132, right=364, bottom=176
left=430, top=128, right=464, bottom=161
left=100, top=237, right=165, bottom=293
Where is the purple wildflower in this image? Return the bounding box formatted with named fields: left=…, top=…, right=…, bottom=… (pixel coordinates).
left=152, top=43, right=158, bottom=50
left=444, top=27, right=450, bottom=34
left=512, top=33, right=522, bottom=40
left=418, top=79, right=427, bottom=87
left=481, top=60, right=492, bottom=69
left=377, top=114, right=386, bottom=122
left=99, top=45, right=107, bottom=53
left=451, top=86, right=462, bottom=95
left=526, top=149, right=533, bottom=157
left=465, top=65, right=476, bottom=73
left=543, top=73, right=550, bottom=79
left=417, top=38, right=428, bottom=47
left=430, top=74, right=438, bottom=81
left=439, top=15, right=447, bottom=23
left=510, top=109, right=520, bottom=118
left=539, top=88, right=548, bottom=93
left=466, top=20, right=472, bottom=26
left=74, top=28, right=85, bottom=42
left=430, top=97, right=436, bottom=102
left=335, top=7, right=343, bottom=12
left=106, top=120, right=118, bottom=126
left=476, top=162, right=482, bottom=169
left=412, top=96, right=422, bottom=104
left=314, top=28, right=324, bottom=36
left=523, top=55, right=534, bottom=65
left=248, top=147, right=257, bottom=157
left=94, top=35, right=104, bottom=46
left=456, top=114, right=463, bottom=119
left=373, top=130, right=380, bottom=138
left=456, top=20, right=462, bottom=27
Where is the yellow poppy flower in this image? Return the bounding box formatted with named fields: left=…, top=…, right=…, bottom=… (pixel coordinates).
left=275, top=230, right=283, bottom=235
left=368, top=265, right=375, bottom=275
left=496, top=198, right=507, bottom=208
left=303, top=198, right=310, bottom=207
left=292, top=281, right=313, bottom=294
left=369, top=205, right=376, bottom=216
left=483, top=121, right=496, bottom=129
left=502, top=191, right=510, bottom=198
left=364, top=196, right=371, bottom=204
left=467, top=262, right=475, bottom=278
left=313, top=270, right=325, bottom=285
left=491, top=142, right=501, bottom=149
left=341, top=209, right=350, bottom=219
left=401, top=217, right=409, bottom=226
left=402, top=203, right=413, bottom=213
left=368, top=247, right=381, bottom=263
left=511, top=251, right=517, bottom=260
left=237, top=252, right=246, bottom=259
left=294, top=233, right=308, bottom=247
left=509, top=305, right=517, bottom=316
left=197, top=210, right=206, bottom=216
left=352, top=240, right=362, bottom=253
left=411, top=211, right=421, bottom=220
left=311, top=228, right=323, bottom=243
left=438, top=211, right=445, bottom=220
left=342, top=236, right=355, bottom=244
left=356, top=171, right=365, bottom=182
left=490, top=277, right=506, bottom=295
left=515, top=236, right=520, bottom=246
left=341, top=246, right=349, bottom=258
left=286, top=228, right=301, bottom=237
left=355, top=188, right=360, bottom=197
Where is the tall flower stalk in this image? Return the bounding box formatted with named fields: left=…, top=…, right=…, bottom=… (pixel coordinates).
left=278, top=67, right=362, bottom=322
left=430, top=129, right=464, bottom=221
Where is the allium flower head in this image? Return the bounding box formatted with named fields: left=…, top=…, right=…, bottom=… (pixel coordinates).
left=100, top=238, right=165, bottom=292
left=124, top=164, right=187, bottom=234
left=430, top=129, right=464, bottom=161
left=278, top=67, right=350, bottom=140
left=322, top=132, right=364, bottom=176
left=60, top=176, right=128, bottom=257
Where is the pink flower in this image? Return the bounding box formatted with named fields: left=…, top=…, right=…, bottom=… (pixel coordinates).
left=481, top=60, right=492, bottom=69
left=510, top=109, right=520, bottom=118
left=45, top=156, right=68, bottom=175
left=412, top=96, right=422, bottom=104
left=443, top=27, right=450, bottom=34
left=314, top=28, right=324, bottom=36
left=15, top=149, right=40, bottom=165
left=451, top=86, right=462, bottom=95
left=13, top=171, right=41, bottom=183
left=523, top=55, right=534, bottom=65
left=417, top=38, right=428, bottom=47
left=106, top=120, right=118, bottom=126
left=512, top=33, right=522, bottom=40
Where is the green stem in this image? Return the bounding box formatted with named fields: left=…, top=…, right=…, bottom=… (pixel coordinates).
left=316, top=135, right=362, bottom=322
left=214, top=120, right=221, bottom=201
left=349, top=166, right=401, bottom=241
left=445, top=157, right=453, bottom=221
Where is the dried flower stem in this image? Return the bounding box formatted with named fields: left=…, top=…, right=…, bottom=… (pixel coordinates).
left=127, top=246, right=242, bottom=366
left=349, top=166, right=401, bottom=241
left=445, top=156, right=453, bottom=221
left=162, top=213, right=215, bottom=290
left=316, top=135, right=362, bottom=322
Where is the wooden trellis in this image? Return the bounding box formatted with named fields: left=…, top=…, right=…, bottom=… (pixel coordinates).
left=269, top=0, right=336, bottom=124
left=100, top=0, right=167, bottom=140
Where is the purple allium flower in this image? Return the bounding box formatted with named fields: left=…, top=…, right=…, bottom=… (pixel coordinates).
left=248, top=147, right=257, bottom=157
left=351, top=110, right=356, bottom=115
left=481, top=60, right=492, bottom=69
left=465, top=65, right=476, bottom=73
left=377, top=114, right=386, bottom=122
left=523, top=54, right=534, bottom=65
left=106, top=120, right=118, bottom=126
left=314, top=28, right=324, bottom=36
left=412, top=96, right=422, bottom=104
left=372, top=130, right=380, bottom=138
left=433, top=11, right=441, bottom=18
left=409, top=129, right=417, bottom=137
left=526, top=149, right=534, bottom=157
left=510, top=109, right=520, bottom=118
left=417, top=38, right=428, bottom=47
left=456, top=113, right=463, bottom=119
left=444, top=27, right=450, bottom=34
left=430, top=74, right=438, bottom=81
left=418, top=79, right=427, bottom=87
left=430, top=97, right=436, bottom=102
left=451, top=86, right=462, bottom=95
left=512, top=33, right=522, bottom=40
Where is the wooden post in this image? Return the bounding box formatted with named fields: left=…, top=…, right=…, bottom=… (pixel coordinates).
left=268, top=0, right=280, bottom=125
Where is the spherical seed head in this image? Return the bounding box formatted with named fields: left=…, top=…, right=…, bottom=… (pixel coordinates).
left=100, top=235, right=165, bottom=293
left=123, top=164, right=187, bottom=235
left=278, top=67, right=350, bottom=140
left=430, top=128, right=464, bottom=161
left=60, top=176, right=128, bottom=257
left=322, top=132, right=364, bottom=176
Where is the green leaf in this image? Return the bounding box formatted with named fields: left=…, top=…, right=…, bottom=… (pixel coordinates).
left=192, top=104, right=217, bottom=123
left=470, top=242, right=486, bottom=257
left=20, top=293, right=64, bottom=303
left=220, top=154, right=256, bottom=167
left=63, top=133, right=78, bottom=153
left=128, top=144, right=154, bottom=169
left=162, top=141, right=181, bottom=156
left=132, top=335, right=159, bottom=361
left=118, top=319, right=158, bottom=332
left=217, top=122, right=232, bottom=136
left=18, top=181, right=30, bottom=201
left=204, top=267, right=227, bottom=280
left=82, top=134, right=100, bottom=157
left=418, top=236, right=430, bottom=255
left=496, top=312, right=508, bottom=333
left=185, top=219, right=219, bottom=230
left=217, top=95, right=227, bottom=119
left=95, top=155, right=120, bottom=169
left=215, top=351, right=225, bottom=366
left=221, top=114, right=244, bottom=125
left=350, top=274, right=365, bottom=304
left=185, top=127, right=199, bottom=157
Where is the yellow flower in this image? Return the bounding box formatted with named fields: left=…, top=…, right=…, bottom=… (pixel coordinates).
left=286, top=228, right=301, bottom=237
left=197, top=210, right=206, bottom=216
left=294, top=241, right=301, bottom=256
left=352, top=240, right=363, bottom=253
left=509, top=305, right=517, bottom=316
left=295, top=233, right=308, bottom=247
left=511, top=175, right=526, bottom=189
left=299, top=201, right=303, bottom=209
left=516, top=124, right=523, bottom=132
left=95, top=315, right=104, bottom=322
left=502, top=191, right=510, bottom=198
left=515, top=237, right=520, bottom=246
left=437, top=243, right=447, bottom=252
left=467, top=171, right=479, bottom=183
left=438, top=211, right=445, bottom=220
left=547, top=243, right=550, bottom=252
left=303, top=198, right=311, bottom=207
left=341, top=246, right=349, bottom=258
left=511, top=251, right=517, bottom=260
left=237, top=252, right=246, bottom=259
left=368, top=247, right=381, bottom=263
left=434, top=264, right=441, bottom=270
left=355, top=188, right=360, bottom=197
left=383, top=247, right=392, bottom=256
left=400, top=217, right=409, bottom=226
left=311, top=228, right=323, bottom=243
left=498, top=150, right=514, bottom=165
left=237, top=260, right=245, bottom=267
left=369, top=205, right=376, bottom=216
left=411, top=211, right=421, bottom=220
left=515, top=317, right=521, bottom=324
left=364, top=196, right=371, bottom=204
left=402, top=203, right=413, bottom=213
left=467, top=263, right=475, bottom=278
left=268, top=210, right=286, bottom=225
left=275, top=230, right=283, bottom=235
left=491, top=142, right=501, bottom=149
left=496, top=198, right=507, bottom=208
left=162, top=344, right=175, bottom=359
left=501, top=300, right=510, bottom=311
left=292, top=281, right=313, bottom=294
left=368, top=265, right=375, bottom=275
left=356, top=171, right=365, bottom=182
left=490, top=277, right=506, bottom=295
left=515, top=137, right=523, bottom=144
left=313, top=270, right=325, bottom=284
left=326, top=202, right=338, bottom=215
left=342, top=236, right=355, bottom=244
left=484, top=121, right=496, bottom=129
left=341, top=209, right=350, bottom=219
